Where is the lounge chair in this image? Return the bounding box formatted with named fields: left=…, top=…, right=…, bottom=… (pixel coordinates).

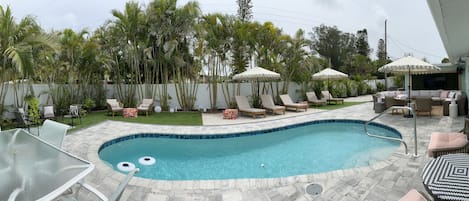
left=399, top=189, right=428, bottom=201
left=137, top=98, right=154, bottom=116
left=306, top=92, right=327, bottom=106
left=279, top=94, right=308, bottom=112
left=427, top=118, right=469, bottom=157
left=321, top=91, right=344, bottom=104
left=235, top=95, right=266, bottom=118
left=260, top=94, right=285, bottom=115
left=38, top=119, right=71, bottom=148
left=106, top=99, right=124, bottom=117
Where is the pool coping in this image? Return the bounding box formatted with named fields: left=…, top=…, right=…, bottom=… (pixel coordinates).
left=79, top=113, right=409, bottom=191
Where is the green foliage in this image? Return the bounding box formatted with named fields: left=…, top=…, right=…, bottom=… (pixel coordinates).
left=24, top=95, right=40, bottom=124
left=376, top=82, right=385, bottom=92
left=310, top=24, right=356, bottom=69
left=357, top=80, right=368, bottom=95
left=393, top=75, right=405, bottom=88
left=344, top=80, right=357, bottom=97
left=83, top=98, right=96, bottom=112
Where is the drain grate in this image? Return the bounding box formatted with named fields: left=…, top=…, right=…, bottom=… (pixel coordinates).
left=305, top=183, right=323, bottom=196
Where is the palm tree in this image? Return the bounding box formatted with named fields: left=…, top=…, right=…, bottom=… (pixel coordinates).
left=0, top=5, right=57, bottom=112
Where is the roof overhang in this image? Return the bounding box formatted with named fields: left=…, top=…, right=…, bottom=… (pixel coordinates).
left=427, top=0, right=469, bottom=64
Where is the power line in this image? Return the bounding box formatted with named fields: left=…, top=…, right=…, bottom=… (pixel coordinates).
left=388, top=35, right=445, bottom=60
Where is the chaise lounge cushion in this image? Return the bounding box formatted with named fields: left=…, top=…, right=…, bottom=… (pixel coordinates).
left=399, top=189, right=427, bottom=201
left=427, top=132, right=468, bottom=157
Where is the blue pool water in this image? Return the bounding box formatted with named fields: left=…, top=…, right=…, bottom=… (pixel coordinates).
left=98, top=120, right=401, bottom=180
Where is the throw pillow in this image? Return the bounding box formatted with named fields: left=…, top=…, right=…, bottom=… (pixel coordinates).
left=448, top=91, right=456, bottom=99
left=440, top=90, right=449, bottom=98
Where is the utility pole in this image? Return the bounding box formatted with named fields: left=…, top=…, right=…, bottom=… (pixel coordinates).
left=384, top=19, right=388, bottom=90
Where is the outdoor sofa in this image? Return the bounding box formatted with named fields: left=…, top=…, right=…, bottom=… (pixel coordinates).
left=375, top=90, right=467, bottom=116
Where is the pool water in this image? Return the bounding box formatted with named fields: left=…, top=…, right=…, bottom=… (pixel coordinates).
left=99, top=121, right=401, bottom=180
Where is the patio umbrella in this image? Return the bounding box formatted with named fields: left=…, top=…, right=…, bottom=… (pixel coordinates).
left=233, top=66, right=281, bottom=81
left=378, top=56, right=440, bottom=116
left=233, top=66, right=281, bottom=106
left=311, top=68, right=348, bottom=91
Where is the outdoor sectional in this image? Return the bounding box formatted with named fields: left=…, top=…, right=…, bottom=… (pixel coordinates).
left=375, top=90, right=467, bottom=116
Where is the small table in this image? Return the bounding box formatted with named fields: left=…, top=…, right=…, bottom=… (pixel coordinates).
left=422, top=153, right=469, bottom=201
left=123, top=108, right=138, bottom=118
left=0, top=129, right=94, bottom=201
left=223, top=109, right=238, bottom=119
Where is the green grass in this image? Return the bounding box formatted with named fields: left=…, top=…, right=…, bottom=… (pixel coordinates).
left=56, top=111, right=203, bottom=132
left=310, top=101, right=368, bottom=110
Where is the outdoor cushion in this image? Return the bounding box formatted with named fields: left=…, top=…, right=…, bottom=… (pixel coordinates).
left=399, top=189, right=427, bottom=201
left=427, top=132, right=468, bottom=157
left=440, top=90, right=449, bottom=98
left=448, top=91, right=456, bottom=99
left=430, top=90, right=441, bottom=97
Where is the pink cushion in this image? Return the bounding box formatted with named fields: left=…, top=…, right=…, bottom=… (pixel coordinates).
left=399, top=189, right=427, bottom=201
left=440, top=90, right=449, bottom=98
left=427, top=132, right=468, bottom=157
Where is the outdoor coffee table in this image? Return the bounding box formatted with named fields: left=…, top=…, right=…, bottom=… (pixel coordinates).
left=0, top=129, right=94, bottom=201
left=422, top=153, right=469, bottom=201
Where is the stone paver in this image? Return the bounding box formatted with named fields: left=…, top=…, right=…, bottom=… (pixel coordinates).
left=63, top=95, right=463, bottom=200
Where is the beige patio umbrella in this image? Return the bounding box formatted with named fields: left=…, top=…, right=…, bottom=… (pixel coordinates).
left=311, top=68, right=348, bottom=91
left=233, top=67, right=281, bottom=106
left=233, top=66, right=281, bottom=81
left=378, top=56, right=440, bottom=116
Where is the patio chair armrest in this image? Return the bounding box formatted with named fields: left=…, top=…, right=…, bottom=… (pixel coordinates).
left=108, top=168, right=139, bottom=201
left=76, top=168, right=138, bottom=201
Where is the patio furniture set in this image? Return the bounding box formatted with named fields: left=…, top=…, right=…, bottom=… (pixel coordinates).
left=373, top=90, right=467, bottom=116
left=106, top=99, right=154, bottom=118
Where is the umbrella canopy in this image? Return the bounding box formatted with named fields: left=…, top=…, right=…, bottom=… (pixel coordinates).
left=232, top=66, right=280, bottom=81
left=311, top=68, right=348, bottom=81
left=378, top=56, right=441, bottom=74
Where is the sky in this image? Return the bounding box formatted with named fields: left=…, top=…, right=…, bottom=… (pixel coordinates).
left=0, top=0, right=448, bottom=63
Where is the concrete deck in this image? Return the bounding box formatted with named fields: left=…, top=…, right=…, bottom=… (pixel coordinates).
left=63, top=95, right=464, bottom=200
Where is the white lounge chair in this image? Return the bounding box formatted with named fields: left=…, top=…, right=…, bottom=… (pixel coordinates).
left=38, top=119, right=71, bottom=148
left=137, top=98, right=154, bottom=116
left=279, top=94, right=308, bottom=112
left=235, top=95, right=266, bottom=118
left=306, top=92, right=327, bottom=106
left=260, top=94, right=285, bottom=115
left=106, top=99, right=124, bottom=117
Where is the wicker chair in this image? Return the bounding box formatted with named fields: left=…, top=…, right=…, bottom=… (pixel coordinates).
left=106, top=99, right=124, bottom=117
left=415, top=97, right=432, bottom=116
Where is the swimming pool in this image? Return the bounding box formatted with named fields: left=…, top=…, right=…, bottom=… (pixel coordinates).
left=98, top=119, right=401, bottom=180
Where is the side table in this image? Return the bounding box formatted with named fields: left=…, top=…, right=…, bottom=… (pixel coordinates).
left=374, top=102, right=385, bottom=113
left=123, top=108, right=138, bottom=118
left=223, top=109, right=238, bottom=119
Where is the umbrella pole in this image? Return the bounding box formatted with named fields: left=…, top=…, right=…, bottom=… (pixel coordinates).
left=405, top=69, right=413, bottom=118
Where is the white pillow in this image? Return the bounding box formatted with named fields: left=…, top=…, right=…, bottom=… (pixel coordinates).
left=448, top=91, right=456, bottom=99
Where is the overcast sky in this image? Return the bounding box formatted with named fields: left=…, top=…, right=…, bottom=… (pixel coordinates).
left=0, top=0, right=447, bottom=63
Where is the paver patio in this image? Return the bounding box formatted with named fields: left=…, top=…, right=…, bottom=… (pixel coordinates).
left=63, top=96, right=464, bottom=200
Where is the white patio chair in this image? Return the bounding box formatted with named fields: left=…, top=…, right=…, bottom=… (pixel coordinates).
left=61, top=168, right=139, bottom=201
left=38, top=119, right=71, bottom=148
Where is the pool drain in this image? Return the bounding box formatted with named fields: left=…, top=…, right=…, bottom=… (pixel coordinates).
left=305, top=183, right=323, bottom=196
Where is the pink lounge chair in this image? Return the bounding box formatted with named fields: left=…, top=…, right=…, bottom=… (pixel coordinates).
left=427, top=118, right=469, bottom=157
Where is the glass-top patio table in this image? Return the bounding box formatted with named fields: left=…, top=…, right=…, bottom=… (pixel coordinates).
left=0, top=129, right=94, bottom=201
